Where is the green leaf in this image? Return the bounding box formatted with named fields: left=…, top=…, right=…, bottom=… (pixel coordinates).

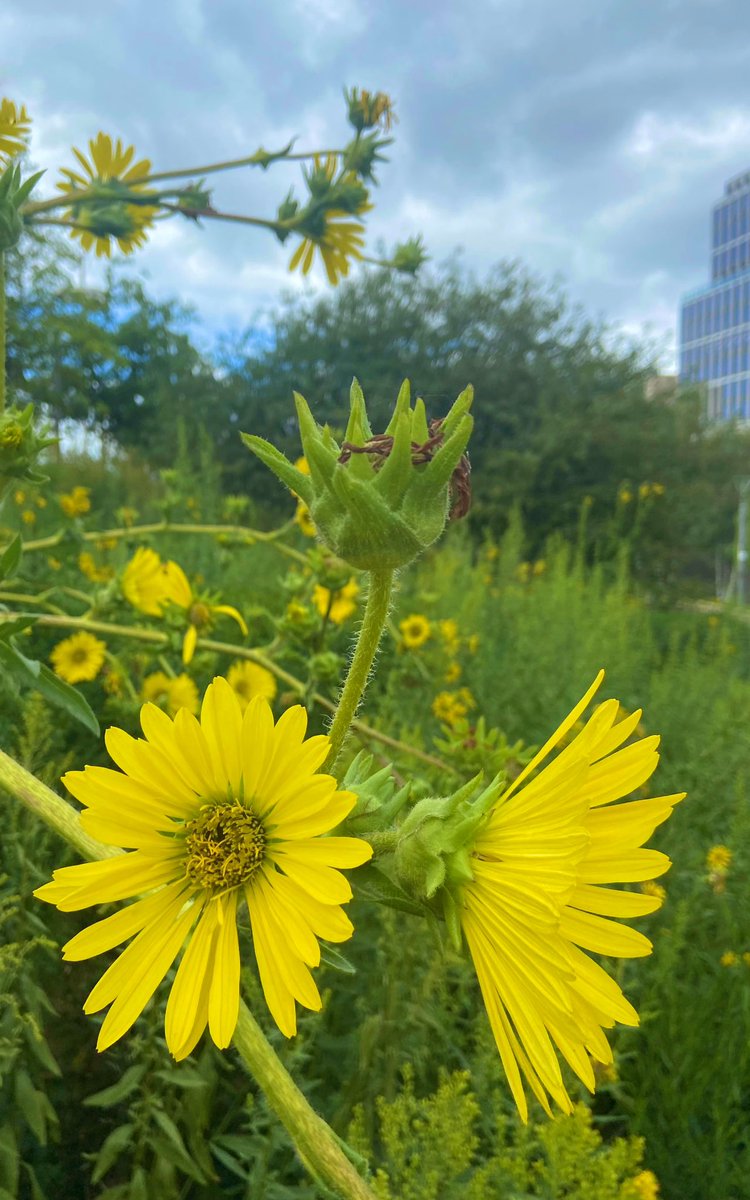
left=91, top=1124, right=135, bottom=1185
left=14, top=1071, right=47, bottom=1145
left=0, top=616, right=36, bottom=642
left=84, top=1064, right=147, bottom=1108
left=151, top=1112, right=207, bottom=1183
left=319, top=944, right=357, bottom=975
left=128, top=1167, right=149, bottom=1200
left=0, top=1125, right=18, bottom=1195
left=0, top=534, right=21, bottom=582
left=0, top=641, right=100, bottom=735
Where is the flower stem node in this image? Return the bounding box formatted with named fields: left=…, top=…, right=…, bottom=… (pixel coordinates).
left=242, top=379, right=474, bottom=571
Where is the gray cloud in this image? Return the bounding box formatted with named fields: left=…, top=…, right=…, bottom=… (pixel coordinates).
left=4, top=0, right=750, bottom=367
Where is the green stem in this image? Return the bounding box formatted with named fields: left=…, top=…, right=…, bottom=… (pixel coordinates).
left=233, top=1005, right=377, bottom=1200
left=0, top=251, right=5, bottom=413
left=0, top=749, right=376, bottom=1200
left=17, top=520, right=307, bottom=563
left=324, top=570, right=393, bottom=770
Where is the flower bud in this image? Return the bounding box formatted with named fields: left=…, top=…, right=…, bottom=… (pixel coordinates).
left=0, top=163, right=44, bottom=251
left=339, top=751, right=411, bottom=834
left=242, top=379, right=473, bottom=571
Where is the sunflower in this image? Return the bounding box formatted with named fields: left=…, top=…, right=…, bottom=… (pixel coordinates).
left=122, top=548, right=178, bottom=618
left=0, top=98, right=31, bottom=161
left=57, top=132, right=158, bottom=257
left=288, top=211, right=366, bottom=286
left=142, top=671, right=200, bottom=717
left=35, top=680, right=372, bottom=1056
left=312, top=579, right=359, bottom=625
left=163, top=562, right=247, bottom=665
left=226, top=661, right=277, bottom=712
left=399, top=614, right=431, bottom=650
left=458, top=671, right=684, bottom=1120
left=50, top=632, right=106, bottom=684
left=59, top=486, right=91, bottom=518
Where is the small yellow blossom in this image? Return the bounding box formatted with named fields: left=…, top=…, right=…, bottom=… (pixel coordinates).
left=432, top=687, right=475, bottom=726
left=57, top=133, right=158, bottom=257
left=286, top=599, right=312, bottom=625
left=122, top=548, right=179, bottom=617
left=294, top=456, right=311, bottom=476
left=706, top=844, right=732, bottom=873
left=21, top=509, right=36, bottom=526
left=226, top=661, right=278, bottom=712
left=640, top=880, right=667, bottom=902
left=638, top=483, right=651, bottom=501
left=652, top=483, right=665, bottom=496
left=516, top=561, right=531, bottom=583
left=618, top=487, right=633, bottom=505
left=399, top=614, right=431, bottom=650
left=467, top=633, right=479, bottom=655
left=444, top=661, right=462, bottom=683
left=629, top=1169, right=660, bottom=1200
left=50, top=633, right=106, bottom=684
left=35, top=496, right=47, bottom=509
left=102, top=668, right=124, bottom=697
left=47, top=557, right=62, bottom=571
left=142, top=671, right=199, bottom=716
left=313, top=578, right=359, bottom=624
left=13, top=489, right=25, bottom=505
left=532, top=559, right=546, bottom=576
left=78, top=551, right=114, bottom=584
left=161, top=560, right=248, bottom=665
left=294, top=501, right=316, bottom=538
left=721, top=951, right=738, bottom=967
left=96, top=536, right=118, bottom=552
left=60, top=486, right=91, bottom=518
left=437, top=618, right=460, bottom=655
left=743, top=952, right=750, bottom=967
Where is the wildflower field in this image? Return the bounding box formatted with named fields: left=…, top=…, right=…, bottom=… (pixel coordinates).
left=1, top=88, right=749, bottom=1200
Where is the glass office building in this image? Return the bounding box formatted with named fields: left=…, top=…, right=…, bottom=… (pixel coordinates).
left=679, top=169, right=750, bottom=421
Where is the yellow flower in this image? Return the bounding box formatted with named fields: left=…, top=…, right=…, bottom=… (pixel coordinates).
left=618, top=487, right=633, bottom=505
left=313, top=578, right=359, bottom=624
left=13, top=489, right=25, bottom=505
left=399, top=614, right=431, bottom=649
left=458, top=671, right=684, bottom=1120
left=162, top=561, right=248, bottom=665
left=467, top=633, right=480, bottom=655
left=533, top=559, right=546, bottom=576
left=638, top=483, right=651, bottom=501
left=103, top=668, right=125, bottom=697
left=35, top=680, right=372, bottom=1056
left=721, top=951, right=738, bottom=967
left=652, top=483, right=665, bottom=496
left=57, top=133, right=158, bottom=257
left=438, top=618, right=460, bottom=655
left=78, top=551, right=114, bottom=583
left=706, top=844, right=732, bottom=873
left=35, top=496, right=47, bottom=509
left=628, top=1170, right=660, bottom=1200
left=431, top=689, right=473, bottom=726
left=295, top=501, right=316, bottom=538
left=47, top=556, right=62, bottom=571
left=743, top=952, right=750, bottom=967
left=288, top=159, right=370, bottom=286
left=60, top=486, right=91, bottom=518
left=516, top=562, right=531, bottom=583
left=142, top=671, right=200, bottom=717
left=226, top=661, right=278, bottom=712
left=50, top=633, right=106, bottom=684
left=122, top=548, right=179, bottom=617
left=640, top=880, right=667, bottom=902
left=294, top=456, right=311, bottom=476
left=21, top=509, right=36, bottom=526
left=0, top=98, right=31, bottom=161
left=445, top=661, right=462, bottom=684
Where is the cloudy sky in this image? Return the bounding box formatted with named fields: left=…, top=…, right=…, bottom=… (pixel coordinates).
left=4, top=0, right=750, bottom=366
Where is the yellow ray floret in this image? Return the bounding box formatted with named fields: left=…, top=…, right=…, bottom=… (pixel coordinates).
left=35, top=679, right=372, bottom=1058
left=459, top=671, right=684, bottom=1121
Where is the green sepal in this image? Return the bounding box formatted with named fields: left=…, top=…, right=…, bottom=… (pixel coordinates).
left=240, top=433, right=313, bottom=504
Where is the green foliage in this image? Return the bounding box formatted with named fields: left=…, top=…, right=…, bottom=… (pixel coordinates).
left=348, top=1068, right=645, bottom=1199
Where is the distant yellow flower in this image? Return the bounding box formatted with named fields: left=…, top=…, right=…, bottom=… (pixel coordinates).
left=652, top=483, right=665, bottom=496
left=743, top=952, right=750, bottom=967
left=226, top=661, right=278, bottom=712
left=47, top=557, right=62, bottom=571
left=399, top=614, right=431, bottom=649
left=162, top=561, right=248, bottom=665
left=638, top=483, right=651, bottom=500
left=640, top=880, right=667, bottom=902
left=313, top=578, right=359, bottom=624
left=122, top=548, right=179, bottom=617
left=57, top=133, right=158, bottom=257
left=288, top=159, right=370, bottom=286
left=706, top=844, right=732, bottom=872
left=533, top=559, right=546, bottom=576
left=618, top=487, right=633, bottom=505
left=78, top=551, right=114, bottom=583
left=21, top=509, right=36, bottom=526
left=629, top=1170, right=660, bottom=1200
left=0, top=98, right=31, bottom=160
left=35, top=681, right=372, bottom=1056
left=516, top=561, right=531, bottom=583
left=35, top=496, right=47, bottom=509
left=432, top=688, right=474, bottom=726
left=294, top=501, right=316, bottom=537
left=467, top=633, right=479, bottom=655
left=438, top=618, right=460, bottom=654
left=460, top=672, right=684, bottom=1120
left=13, top=489, right=25, bottom=505
left=142, top=671, right=199, bottom=716
left=50, top=633, right=106, bottom=684
left=445, top=661, right=462, bottom=683
left=60, top=486, right=91, bottom=518
left=102, top=668, right=125, bottom=697
left=721, top=951, right=738, bottom=967
left=294, top=456, right=311, bottom=476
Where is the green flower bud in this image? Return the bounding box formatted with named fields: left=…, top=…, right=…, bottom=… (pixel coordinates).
left=339, top=751, right=411, bottom=834
left=242, top=379, right=473, bottom=572
left=0, top=404, right=55, bottom=500
left=391, top=774, right=504, bottom=950
left=342, top=133, right=392, bottom=183
left=0, top=163, right=44, bottom=251
left=391, top=236, right=429, bottom=275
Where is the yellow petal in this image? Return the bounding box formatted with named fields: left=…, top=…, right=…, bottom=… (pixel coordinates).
left=208, top=890, right=241, bottom=1048
left=165, top=900, right=219, bottom=1059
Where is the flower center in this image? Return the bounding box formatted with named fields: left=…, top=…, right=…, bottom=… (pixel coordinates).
left=71, top=648, right=89, bottom=664
left=189, top=602, right=211, bottom=628
left=185, top=803, right=266, bottom=892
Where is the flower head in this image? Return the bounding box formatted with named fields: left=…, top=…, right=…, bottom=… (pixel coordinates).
left=50, top=632, right=106, bottom=684
left=35, top=680, right=372, bottom=1056
left=344, top=87, right=397, bottom=133
left=295, top=501, right=316, bottom=538
left=313, top=578, right=359, bottom=624
left=122, top=547, right=179, bottom=617
left=452, top=672, right=684, bottom=1120
left=226, top=660, right=278, bottom=712
left=60, top=486, right=91, bottom=518
left=720, top=950, right=738, bottom=967
left=0, top=98, right=31, bottom=161
left=399, top=614, right=431, bottom=650
left=243, top=379, right=473, bottom=572
left=142, top=671, right=199, bottom=716
left=628, top=1170, right=660, bottom=1200
left=79, top=551, right=114, bottom=583
left=706, top=844, right=732, bottom=873
left=57, top=133, right=158, bottom=257
left=161, top=560, right=248, bottom=664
